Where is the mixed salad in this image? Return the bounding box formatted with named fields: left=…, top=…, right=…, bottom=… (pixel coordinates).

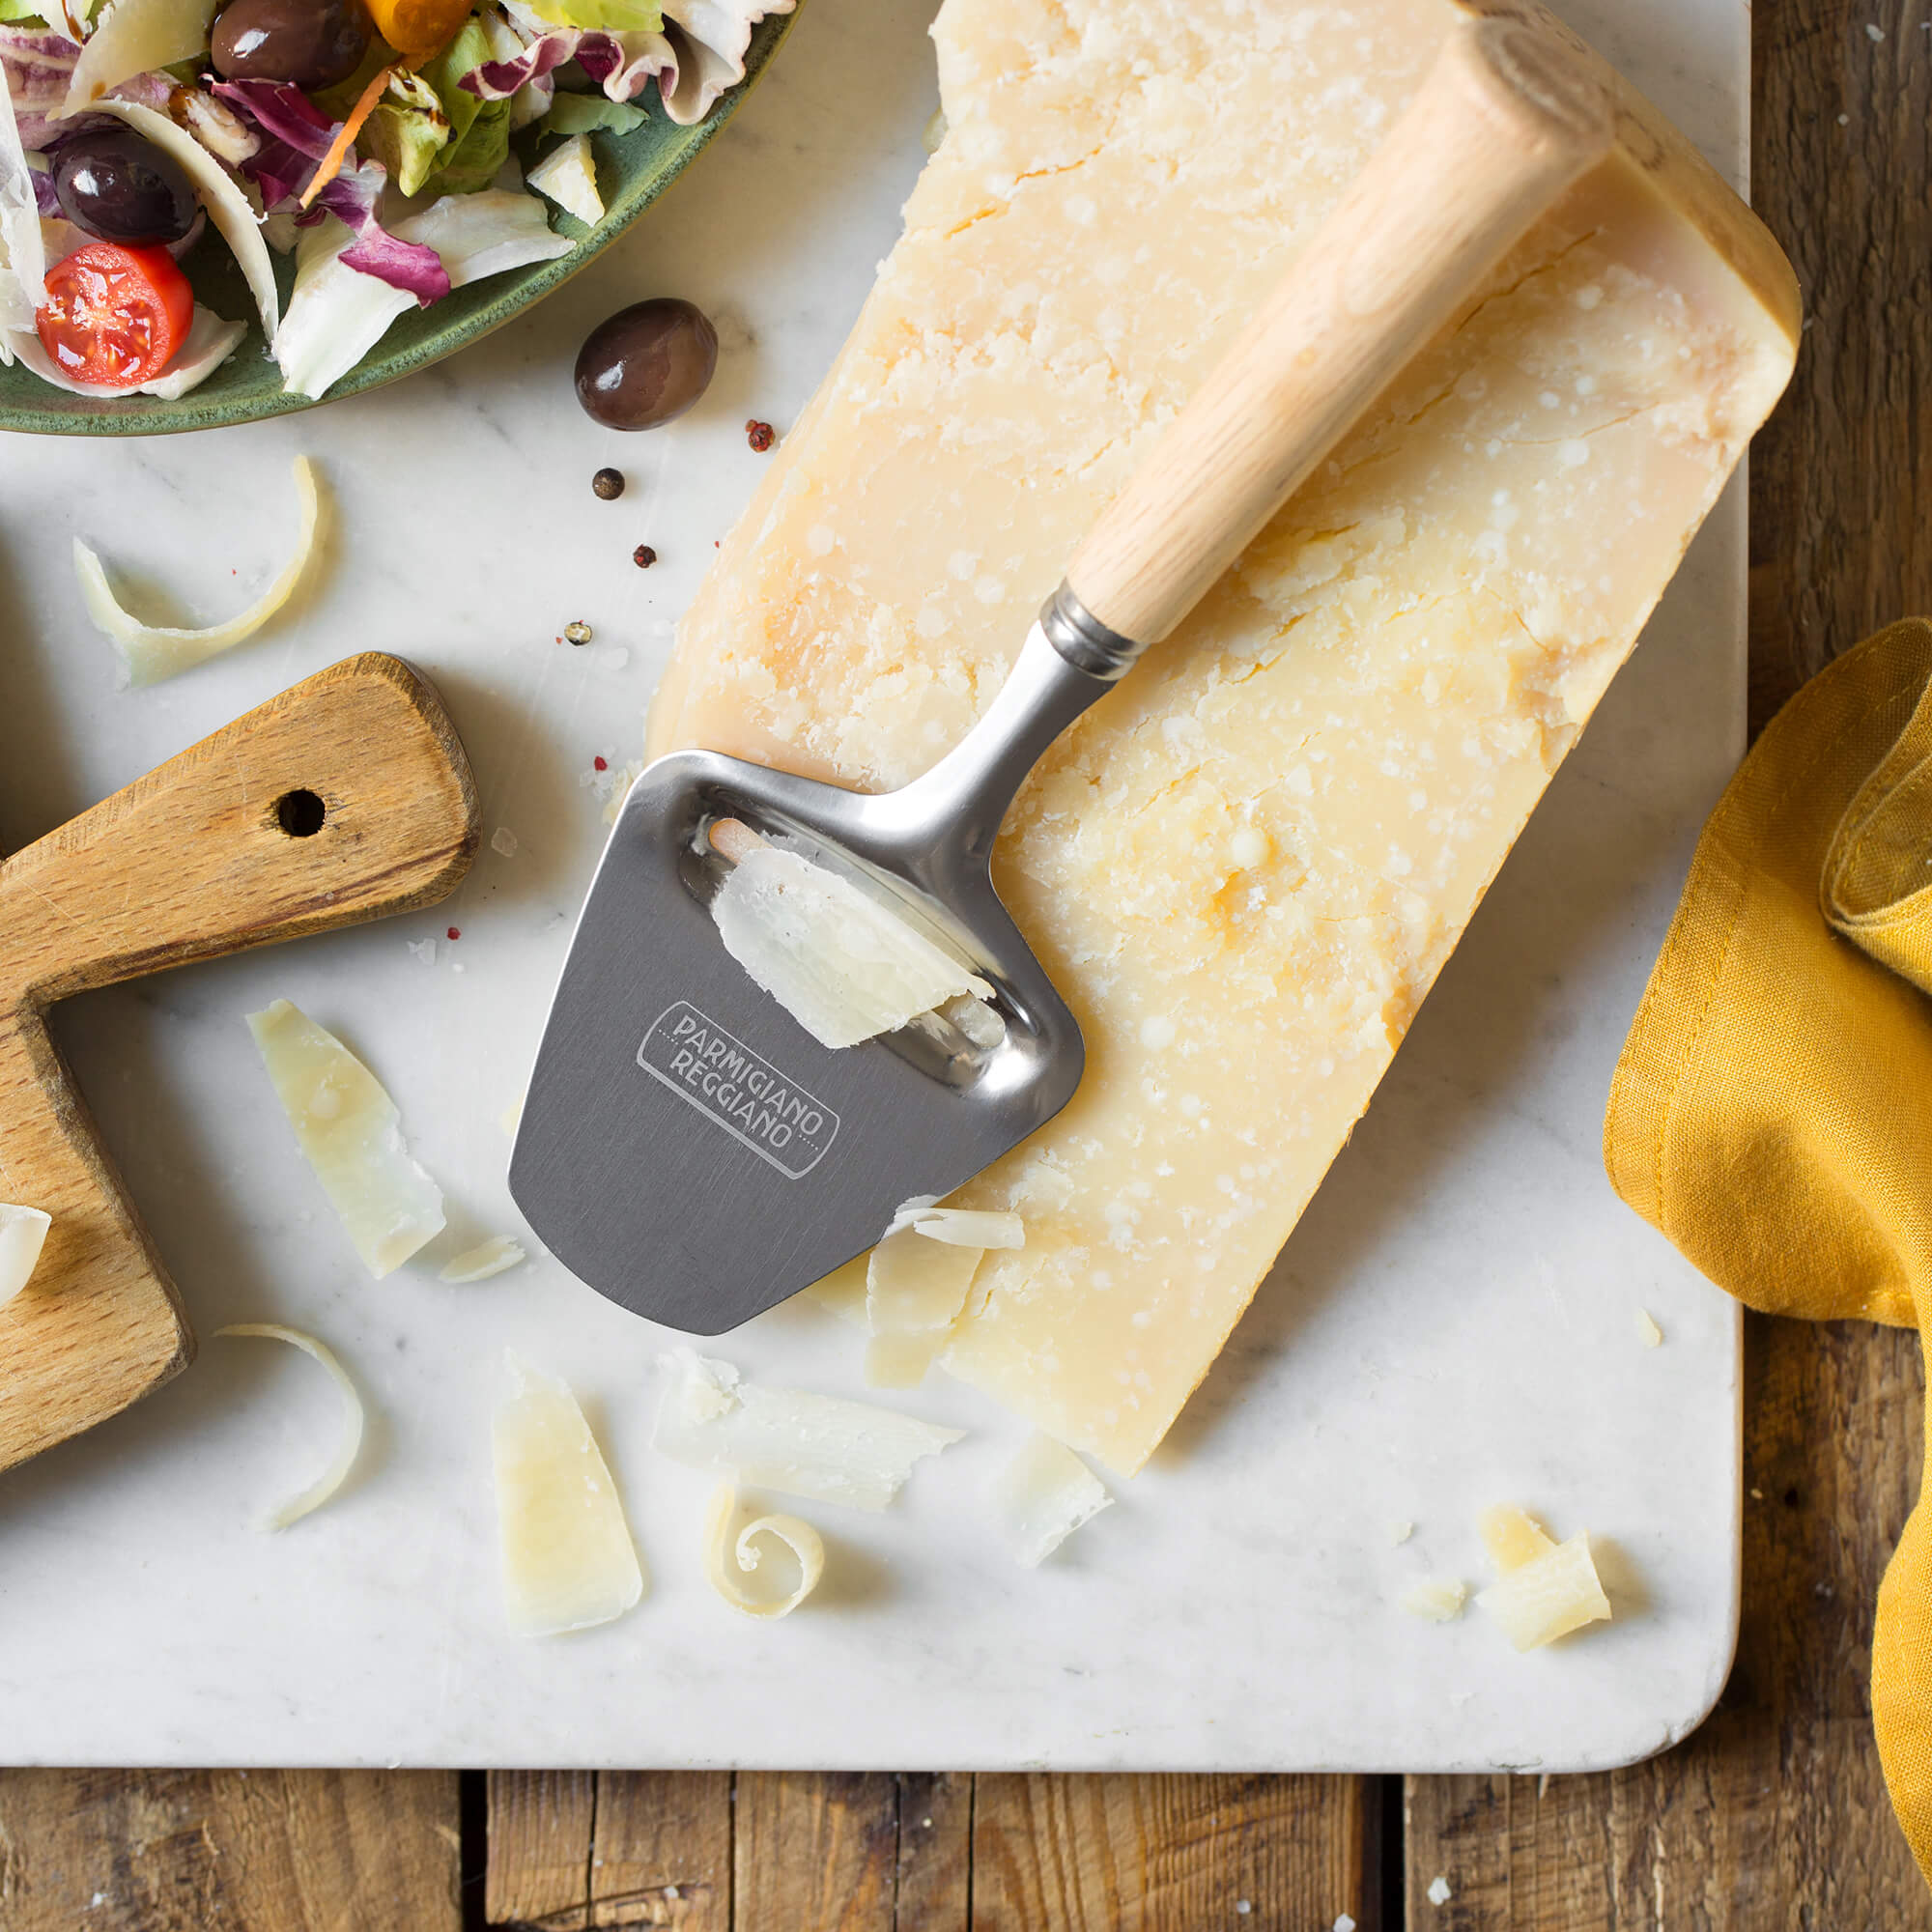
left=0, top=0, right=787, bottom=400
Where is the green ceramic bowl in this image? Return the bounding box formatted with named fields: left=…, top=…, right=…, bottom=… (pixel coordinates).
left=0, top=8, right=799, bottom=437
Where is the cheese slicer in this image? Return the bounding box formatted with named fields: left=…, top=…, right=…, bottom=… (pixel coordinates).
left=0, top=654, right=477, bottom=1472
left=512, top=0, right=1617, bottom=1333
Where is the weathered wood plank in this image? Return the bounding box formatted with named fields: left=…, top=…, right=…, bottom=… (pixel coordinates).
left=588, top=1772, right=732, bottom=1928
left=1406, top=6, right=1932, bottom=1916
left=732, top=1772, right=900, bottom=1932
left=895, top=1772, right=972, bottom=1932
left=0, top=1768, right=461, bottom=1932
left=970, top=1774, right=1377, bottom=1932
left=485, top=1772, right=596, bottom=1929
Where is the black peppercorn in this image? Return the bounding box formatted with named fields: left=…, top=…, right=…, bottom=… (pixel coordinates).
left=633, top=544, right=657, bottom=569
left=592, top=467, right=625, bottom=500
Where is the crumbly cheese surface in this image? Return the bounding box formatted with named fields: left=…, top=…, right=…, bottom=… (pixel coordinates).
left=649, top=0, right=1797, bottom=1472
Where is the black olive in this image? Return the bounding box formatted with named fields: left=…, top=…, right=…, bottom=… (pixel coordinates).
left=211, top=0, right=373, bottom=89
left=574, top=298, right=719, bottom=432
left=53, top=129, right=199, bottom=246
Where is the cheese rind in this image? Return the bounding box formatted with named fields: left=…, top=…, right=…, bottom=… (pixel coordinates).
left=651, top=0, right=1798, bottom=1472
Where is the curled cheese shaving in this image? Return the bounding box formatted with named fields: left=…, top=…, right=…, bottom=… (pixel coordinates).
left=216, top=1322, right=365, bottom=1529
left=76, top=456, right=324, bottom=686
left=702, top=1486, right=824, bottom=1619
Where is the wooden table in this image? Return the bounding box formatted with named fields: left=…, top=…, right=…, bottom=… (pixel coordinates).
left=2, top=0, right=1925, bottom=1923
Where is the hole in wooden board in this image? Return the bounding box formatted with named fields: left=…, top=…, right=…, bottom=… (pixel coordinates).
left=275, top=789, right=327, bottom=838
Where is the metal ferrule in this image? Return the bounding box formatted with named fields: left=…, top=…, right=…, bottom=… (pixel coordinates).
left=1039, top=582, right=1149, bottom=682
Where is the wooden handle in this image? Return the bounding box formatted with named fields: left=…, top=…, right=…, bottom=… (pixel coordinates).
left=0, top=653, right=479, bottom=1006
left=1062, top=2, right=1615, bottom=647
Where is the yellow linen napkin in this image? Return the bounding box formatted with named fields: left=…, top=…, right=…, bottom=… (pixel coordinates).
left=1605, top=616, right=1932, bottom=1885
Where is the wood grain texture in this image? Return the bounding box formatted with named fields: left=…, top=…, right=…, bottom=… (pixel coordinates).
left=0, top=1768, right=461, bottom=1932
left=1404, top=0, right=1932, bottom=1919
left=485, top=1772, right=733, bottom=1929
left=734, top=1773, right=900, bottom=1930
left=0, top=653, right=477, bottom=1473
left=971, top=1775, right=1378, bottom=1932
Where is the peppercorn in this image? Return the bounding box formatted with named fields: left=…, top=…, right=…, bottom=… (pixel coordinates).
left=564, top=620, right=593, bottom=645
left=746, top=419, right=775, bottom=452
left=592, top=467, right=625, bottom=500
left=633, top=544, right=657, bottom=569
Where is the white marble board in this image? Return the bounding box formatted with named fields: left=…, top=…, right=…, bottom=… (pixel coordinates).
left=0, top=0, right=1753, bottom=1772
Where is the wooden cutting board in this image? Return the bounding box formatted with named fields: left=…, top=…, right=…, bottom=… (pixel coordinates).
left=0, top=654, right=477, bottom=1472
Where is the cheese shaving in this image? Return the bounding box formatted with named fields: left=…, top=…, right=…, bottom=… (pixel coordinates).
left=0, top=46, right=46, bottom=310
left=1635, top=1307, right=1663, bottom=1348
left=863, top=1331, right=945, bottom=1390
left=76, top=456, right=323, bottom=686
left=526, top=131, right=603, bottom=225
left=990, top=1432, right=1112, bottom=1567
left=653, top=1349, right=963, bottom=1511
left=8, top=304, right=246, bottom=400
left=1478, top=1503, right=1556, bottom=1574
left=867, top=1224, right=980, bottom=1334
left=1473, top=1510, right=1612, bottom=1652
left=494, top=1350, right=644, bottom=1636
left=440, top=1236, right=526, bottom=1282
left=246, top=998, right=445, bottom=1278
left=702, top=1485, right=825, bottom=1619
left=1401, top=1578, right=1467, bottom=1623
left=0, top=1203, right=51, bottom=1306
left=62, top=0, right=219, bottom=117
left=709, top=838, right=994, bottom=1050
left=897, top=1206, right=1024, bottom=1249
left=215, top=1322, right=365, bottom=1529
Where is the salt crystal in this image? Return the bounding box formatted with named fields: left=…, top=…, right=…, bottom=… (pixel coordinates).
left=1427, top=1876, right=1453, bottom=1905
left=492, top=827, right=520, bottom=858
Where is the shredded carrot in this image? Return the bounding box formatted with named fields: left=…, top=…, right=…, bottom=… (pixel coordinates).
left=298, top=64, right=398, bottom=211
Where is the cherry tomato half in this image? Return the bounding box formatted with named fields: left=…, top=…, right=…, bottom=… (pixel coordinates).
left=34, top=242, right=194, bottom=389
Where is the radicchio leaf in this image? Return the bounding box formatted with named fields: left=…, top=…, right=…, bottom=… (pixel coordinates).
left=313, top=157, right=450, bottom=304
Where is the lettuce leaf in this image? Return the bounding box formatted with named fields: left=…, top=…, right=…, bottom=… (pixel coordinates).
left=364, top=16, right=508, bottom=196
left=538, top=90, right=644, bottom=138
left=521, top=0, right=661, bottom=33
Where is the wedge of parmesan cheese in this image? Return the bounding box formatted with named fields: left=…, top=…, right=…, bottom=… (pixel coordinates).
left=494, top=1350, right=644, bottom=1636
left=653, top=1350, right=962, bottom=1511
left=645, top=0, right=1799, bottom=1473
left=247, top=1000, right=444, bottom=1278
